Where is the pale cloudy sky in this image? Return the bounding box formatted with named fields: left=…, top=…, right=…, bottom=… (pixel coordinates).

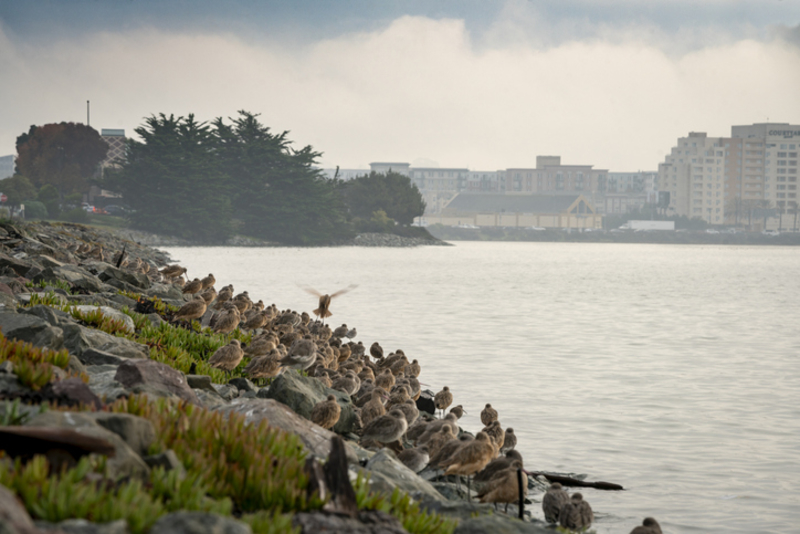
left=1, top=0, right=798, bottom=172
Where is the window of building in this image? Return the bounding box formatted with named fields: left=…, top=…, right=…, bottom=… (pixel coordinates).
left=790, top=161, right=798, bottom=166
left=777, top=193, right=786, bottom=198
left=791, top=152, right=798, bottom=158
left=778, top=185, right=786, bottom=190
left=778, top=152, right=787, bottom=157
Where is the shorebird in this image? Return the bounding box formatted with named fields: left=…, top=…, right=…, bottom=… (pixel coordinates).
left=559, top=493, right=594, bottom=532
left=425, top=426, right=455, bottom=457
left=199, top=273, right=216, bottom=290
left=241, top=310, right=269, bottom=332
left=159, top=264, right=187, bottom=279
left=360, top=389, right=388, bottom=425
left=395, top=398, right=420, bottom=426
left=475, top=450, right=524, bottom=484
left=310, top=394, right=341, bottom=430
left=361, top=409, right=408, bottom=448
left=434, top=386, right=453, bottom=418
left=477, top=460, right=528, bottom=512
left=333, top=324, right=349, bottom=338
left=213, top=284, right=234, bottom=309
left=375, top=369, right=396, bottom=391
left=500, top=428, right=516, bottom=454
left=172, top=295, right=207, bottom=323
left=182, top=278, right=203, bottom=295
left=345, top=326, right=357, bottom=339
left=208, top=339, right=244, bottom=374
left=430, top=434, right=474, bottom=470
left=443, top=432, right=496, bottom=501
left=211, top=306, right=241, bottom=334
left=542, top=482, right=571, bottom=524
left=232, top=291, right=253, bottom=314
left=243, top=335, right=276, bottom=357
left=301, top=285, right=358, bottom=325
left=278, top=337, right=318, bottom=371
left=243, top=350, right=282, bottom=385
left=199, top=286, right=217, bottom=305
left=405, top=359, right=421, bottom=378
left=630, top=518, right=663, bottom=534
left=449, top=405, right=465, bottom=420
left=396, top=445, right=430, bottom=473
left=417, top=413, right=459, bottom=445
left=481, top=404, right=499, bottom=426
left=331, top=371, right=360, bottom=397
left=482, top=420, right=504, bottom=451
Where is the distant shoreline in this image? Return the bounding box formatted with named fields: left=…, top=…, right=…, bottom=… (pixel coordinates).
left=425, top=225, right=800, bottom=246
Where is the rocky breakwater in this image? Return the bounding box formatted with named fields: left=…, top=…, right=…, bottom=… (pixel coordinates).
left=0, top=219, right=634, bottom=534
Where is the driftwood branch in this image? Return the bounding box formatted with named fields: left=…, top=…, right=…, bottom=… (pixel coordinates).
left=528, top=471, right=624, bottom=491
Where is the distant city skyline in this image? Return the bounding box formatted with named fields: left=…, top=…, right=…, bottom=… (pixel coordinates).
left=1, top=1, right=798, bottom=172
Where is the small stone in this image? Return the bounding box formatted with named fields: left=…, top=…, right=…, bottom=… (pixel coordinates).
left=228, top=377, right=256, bottom=392
left=114, top=360, right=200, bottom=405
left=149, top=512, right=252, bottom=534
left=186, top=374, right=214, bottom=390
left=143, top=450, right=185, bottom=476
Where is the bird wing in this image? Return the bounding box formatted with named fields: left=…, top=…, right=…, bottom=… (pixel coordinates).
left=330, top=284, right=358, bottom=299
left=298, top=284, right=323, bottom=298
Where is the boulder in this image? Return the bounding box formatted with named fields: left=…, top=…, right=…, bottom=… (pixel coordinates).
left=79, top=348, right=129, bottom=367
left=24, top=411, right=149, bottom=480
left=193, top=388, right=229, bottom=410
left=29, top=325, right=66, bottom=351
left=0, top=252, right=33, bottom=277
left=186, top=374, right=214, bottom=391
left=145, top=283, right=185, bottom=301
left=0, top=290, right=18, bottom=310
left=97, top=264, right=151, bottom=291
left=36, top=518, right=127, bottom=534
left=453, top=514, right=550, bottom=534
left=85, top=367, right=129, bottom=402
left=53, top=265, right=109, bottom=294
left=63, top=324, right=149, bottom=360
left=89, top=412, right=156, bottom=456
left=23, top=305, right=74, bottom=327
left=211, top=384, right=239, bottom=401
left=37, top=255, right=64, bottom=269
left=214, top=398, right=357, bottom=463
left=114, top=360, right=200, bottom=405
left=264, top=370, right=360, bottom=434
left=72, top=306, right=135, bottom=335
left=292, top=510, right=407, bottom=534
left=0, top=311, right=51, bottom=343
left=362, top=449, right=444, bottom=502
left=149, top=512, right=252, bottom=534
left=46, top=378, right=103, bottom=409
left=0, top=374, right=33, bottom=399
left=227, top=377, right=256, bottom=393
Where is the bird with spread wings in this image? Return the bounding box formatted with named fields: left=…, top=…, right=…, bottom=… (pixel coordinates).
left=300, top=284, right=358, bottom=324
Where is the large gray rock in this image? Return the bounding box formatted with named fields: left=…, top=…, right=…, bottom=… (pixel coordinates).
left=214, top=398, right=357, bottom=463
left=264, top=370, right=360, bottom=434
left=23, top=305, right=74, bottom=327
left=0, top=252, right=33, bottom=276
left=72, top=306, right=135, bottom=335
left=292, top=510, right=407, bottom=534
left=362, top=449, right=445, bottom=502
left=89, top=412, right=156, bottom=456
left=85, top=367, right=129, bottom=402
left=114, top=360, right=200, bottom=405
left=453, top=514, right=550, bottom=534
left=54, top=264, right=109, bottom=294
left=79, top=348, right=128, bottom=367
left=0, top=311, right=51, bottom=343
left=24, top=411, right=149, bottom=480
left=97, top=264, right=151, bottom=291
left=149, top=512, right=251, bottom=534
left=63, top=324, right=149, bottom=360
left=145, top=283, right=185, bottom=301
left=47, top=377, right=103, bottom=409
left=0, top=374, right=33, bottom=399
left=36, top=518, right=128, bottom=534
left=30, top=325, right=66, bottom=351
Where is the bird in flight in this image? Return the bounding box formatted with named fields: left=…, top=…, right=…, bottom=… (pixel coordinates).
left=300, top=284, right=358, bottom=324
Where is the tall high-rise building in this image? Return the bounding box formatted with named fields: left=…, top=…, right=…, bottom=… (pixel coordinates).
left=658, top=123, right=800, bottom=229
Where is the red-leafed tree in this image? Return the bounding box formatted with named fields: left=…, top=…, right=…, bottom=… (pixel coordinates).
left=15, top=122, right=108, bottom=197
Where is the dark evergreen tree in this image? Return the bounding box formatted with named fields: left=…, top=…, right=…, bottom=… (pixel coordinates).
left=106, top=114, right=232, bottom=242
left=340, top=171, right=426, bottom=225
left=212, top=111, right=351, bottom=245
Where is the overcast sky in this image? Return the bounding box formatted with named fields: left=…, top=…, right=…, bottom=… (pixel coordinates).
left=1, top=0, right=799, bottom=172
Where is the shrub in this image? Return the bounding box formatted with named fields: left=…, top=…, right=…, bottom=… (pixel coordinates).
left=23, top=200, right=48, bottom=220
left=61, top=207, right=89, bottom=223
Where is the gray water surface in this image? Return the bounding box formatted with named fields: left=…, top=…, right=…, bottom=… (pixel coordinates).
left=161, top=242, right=800, bottom=534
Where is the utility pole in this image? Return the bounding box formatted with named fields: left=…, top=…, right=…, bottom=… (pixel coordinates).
left=87, top=100, right=90, bottom=126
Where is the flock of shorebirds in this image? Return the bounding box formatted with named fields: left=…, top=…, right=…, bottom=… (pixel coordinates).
left=157, top=264, right=663, bottom=534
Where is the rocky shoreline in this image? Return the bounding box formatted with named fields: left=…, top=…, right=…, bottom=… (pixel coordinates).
left=0, top=220, right=624, bottom=534
left=113, top=228, right=450, bottom=248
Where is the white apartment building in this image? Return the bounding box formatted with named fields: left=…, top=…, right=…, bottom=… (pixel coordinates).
left=659, top=123, right=800, bottom=229
left=658, top=132, right=727, bottom=225
left=0, top=155, right=13, bottom=180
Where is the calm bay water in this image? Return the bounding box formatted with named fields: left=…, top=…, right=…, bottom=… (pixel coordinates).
left=161, top=242, right=800, bottom=534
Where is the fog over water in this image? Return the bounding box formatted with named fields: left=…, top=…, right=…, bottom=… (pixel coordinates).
left=162, top=242, right=800, bottom=534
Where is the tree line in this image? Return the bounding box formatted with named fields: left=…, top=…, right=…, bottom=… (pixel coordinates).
left=5, top=112, right=427, bottom=244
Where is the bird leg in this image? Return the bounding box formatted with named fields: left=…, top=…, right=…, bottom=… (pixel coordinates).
left=466, top=475, right=471, bottom=502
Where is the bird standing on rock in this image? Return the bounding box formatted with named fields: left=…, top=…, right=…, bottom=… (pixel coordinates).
left=477, top=460, right=528, bottom=512
left=630, top=518, right=663, bottom=534
left=302, top=285, right=358, bottom=325
left=396, top=445, right=430, bottom=473
left=182, top=278, right=203, bottom=295
left=481, top=403, right=498, bottom=426
left=243, top=350, right=282, bottom=384
left=434, top=386, right=453, bottom=418
left=208, top=339, right=244, bottom=374
left=500, top=428, right=516, bottom=454
left=361, top=409, right=408, bottom=449
left=559, top=493, right=594, bottom=532
left=279, top=337, right=317, bottom=371
left=172, top=295, right=207, bottom=323
left=199, top=273, right=216, bottom=290
left=542, top=482, right=570, bottom=524
left=310, top=394, right=341, bottom=430
left=443, top=431, right=496, bottom=501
